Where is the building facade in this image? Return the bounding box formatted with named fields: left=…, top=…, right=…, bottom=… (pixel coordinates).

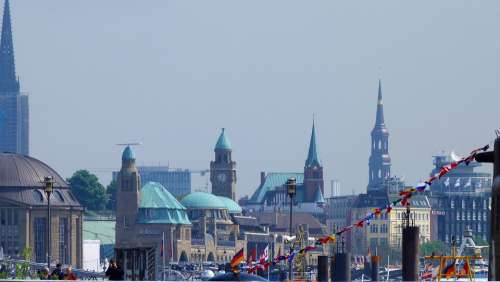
left=113, top=166, right=191, bottom=198
left=350, top=192, right=431, bottom=263
left=0, top=0, right=28, bottom=155
left=180, top=192, right=246, bottom=263
left=368, top=80, right=390, bottom=192
left=427, top=154, right=491, bottom=244
left=245, top=122, right=325, bottom=215
left=115, top=146, right=192, bottom=280
left=0, top=153, right=83, bottom=266
left=210, top=128, right=237, bottom=200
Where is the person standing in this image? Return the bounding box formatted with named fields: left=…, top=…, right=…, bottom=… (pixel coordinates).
left=63, top=267, right=77, bottom=280
left=50, top=263, right=64, bottom=280
left=105, top=259, right=124, bottom=281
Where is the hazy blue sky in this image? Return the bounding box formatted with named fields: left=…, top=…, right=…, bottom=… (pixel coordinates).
left=12, top=0, right=500, bottom=198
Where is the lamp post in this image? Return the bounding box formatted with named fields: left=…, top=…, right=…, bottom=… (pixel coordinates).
left=42, top=176, right=55, bottom=270
left=286, top=178, right=296, bottom=281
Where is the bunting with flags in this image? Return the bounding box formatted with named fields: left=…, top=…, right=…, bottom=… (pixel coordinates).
left=233, top=143, right=491, bottom=273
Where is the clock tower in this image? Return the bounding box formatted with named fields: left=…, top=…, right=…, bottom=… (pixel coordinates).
left=210, top=128, right=237, bottom=200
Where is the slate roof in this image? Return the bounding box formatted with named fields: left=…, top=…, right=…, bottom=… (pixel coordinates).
left=0, top=153, right=67, bottom=188
left=249, top=212, right=327, bottom=236
left=0, top=153, right=82, bottom=208
left=248, top=172, right=304, bottom=204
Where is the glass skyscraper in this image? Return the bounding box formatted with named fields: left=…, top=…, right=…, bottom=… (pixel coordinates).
left=0, top=0, right=29, bottom=155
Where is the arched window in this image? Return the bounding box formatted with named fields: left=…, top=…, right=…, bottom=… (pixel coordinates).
left=32, top=190, right=44, bottom=202
left=55, top=190, right=65, bottom=202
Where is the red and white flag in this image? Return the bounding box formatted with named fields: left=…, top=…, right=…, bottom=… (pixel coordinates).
left=259, top=245, right=269, bottom=264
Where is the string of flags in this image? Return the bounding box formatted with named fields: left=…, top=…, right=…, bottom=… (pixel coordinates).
left=234, top=144, right=490, bottom=273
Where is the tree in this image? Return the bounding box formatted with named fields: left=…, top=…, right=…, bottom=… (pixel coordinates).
left=420, top=240, right=448, bottom=256
left=68, top=170, right=107, bottom=211
left=106, top=179, right=117, bottom=211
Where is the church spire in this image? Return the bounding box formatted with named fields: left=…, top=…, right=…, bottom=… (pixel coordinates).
left=375, top=79, right=385, bottom=126
left=0, top=0, right=19, bottom=93
left=368, top=79, right=391, bottom=191
left=305, top=119, right=321, bottom=167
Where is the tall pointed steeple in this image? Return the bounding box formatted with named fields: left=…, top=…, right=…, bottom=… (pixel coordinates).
left=305, top=119, right=321, bottom=167
left=375, top=79, right=385, bottom=126
left=0, top=0, right=19, bottom=93
left=368, top=79, right=391, bottom=192
left=303, top=119, right=324, bottom=202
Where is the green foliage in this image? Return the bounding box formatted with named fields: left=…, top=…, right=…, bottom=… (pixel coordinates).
left=68, top=170, right=107, bottom=211
left=420, top=240, right=448, bottom=256
left=106, top=179, right=117, bottom=211
left=14, top=247, right=31, bottom=279
left=0, top=270, right=7, bottom=279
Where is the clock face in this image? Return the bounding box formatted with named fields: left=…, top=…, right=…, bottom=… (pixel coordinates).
left=217, top=173, right=226, bottom=183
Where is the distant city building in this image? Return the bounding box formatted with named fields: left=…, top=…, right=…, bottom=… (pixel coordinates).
left=0, top=153, right=83, bottom=266
left=113, top=166, right=191, bottom=198
left=349, top=192, right=431, bottom=261
left=368, top=80, right=390, bottom=192
left=325, top=195, right=358, bottom=235
left=115, top=146, right=192, bottom=280
left=114, top=146, right=258, bottom=280
left=0, top=0, right=28, bottom=155
left=210, top=128, right=237, bottom=200
left=245, top=121, right=325, bottom=215
left=427, top=154, right=491, bottom=243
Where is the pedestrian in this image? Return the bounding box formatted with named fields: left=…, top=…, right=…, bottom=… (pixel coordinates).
left=105, top=259, right=124, bottom=281
left=38, top=267, right=49, bottom=280
left=63, top=266, right=77, bottom=280
left=50, top=263, right=64, bottom=280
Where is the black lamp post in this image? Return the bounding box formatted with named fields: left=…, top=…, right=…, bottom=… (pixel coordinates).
left=286, top=178, right=296, bottom=281
left=42, top=176, right=55, bottom=270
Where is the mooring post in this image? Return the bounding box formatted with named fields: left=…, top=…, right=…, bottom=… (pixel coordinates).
left=402, top=204, right=419, bottom=282
left=317, top=255, right=329, bottom=282
left=475, top=136, right=500, bottom=280
left=371, top=255, right=380, bottom=282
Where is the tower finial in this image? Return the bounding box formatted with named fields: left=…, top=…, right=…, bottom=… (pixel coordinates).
left=375, top=79, right=385, bottom=125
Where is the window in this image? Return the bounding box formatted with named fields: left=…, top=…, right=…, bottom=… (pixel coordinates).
left=451, top=200, right=455, bottom=209
left=59, top=218, right=69, bottom=264
left=32, top=190, right=44, bottom=202
left=34, top=218, right=46, bottom=263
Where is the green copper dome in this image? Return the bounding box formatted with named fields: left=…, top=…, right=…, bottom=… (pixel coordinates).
left=215, top=128, right=232, bottom=150
left=181, top=192, right=227, bottom=210
left=138, top=182, right=191, bottom=225
left=122, top=146, right=135, bottom=161
left=217, top=196, right=242, bottom=214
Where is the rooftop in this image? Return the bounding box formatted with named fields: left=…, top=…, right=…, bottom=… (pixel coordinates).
left=215, top=128, right=232, bottom=150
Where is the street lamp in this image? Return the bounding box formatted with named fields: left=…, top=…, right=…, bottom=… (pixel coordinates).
left=42, top=176, right=55, bottom=270
left=286, top=178, right=296, bottom=281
